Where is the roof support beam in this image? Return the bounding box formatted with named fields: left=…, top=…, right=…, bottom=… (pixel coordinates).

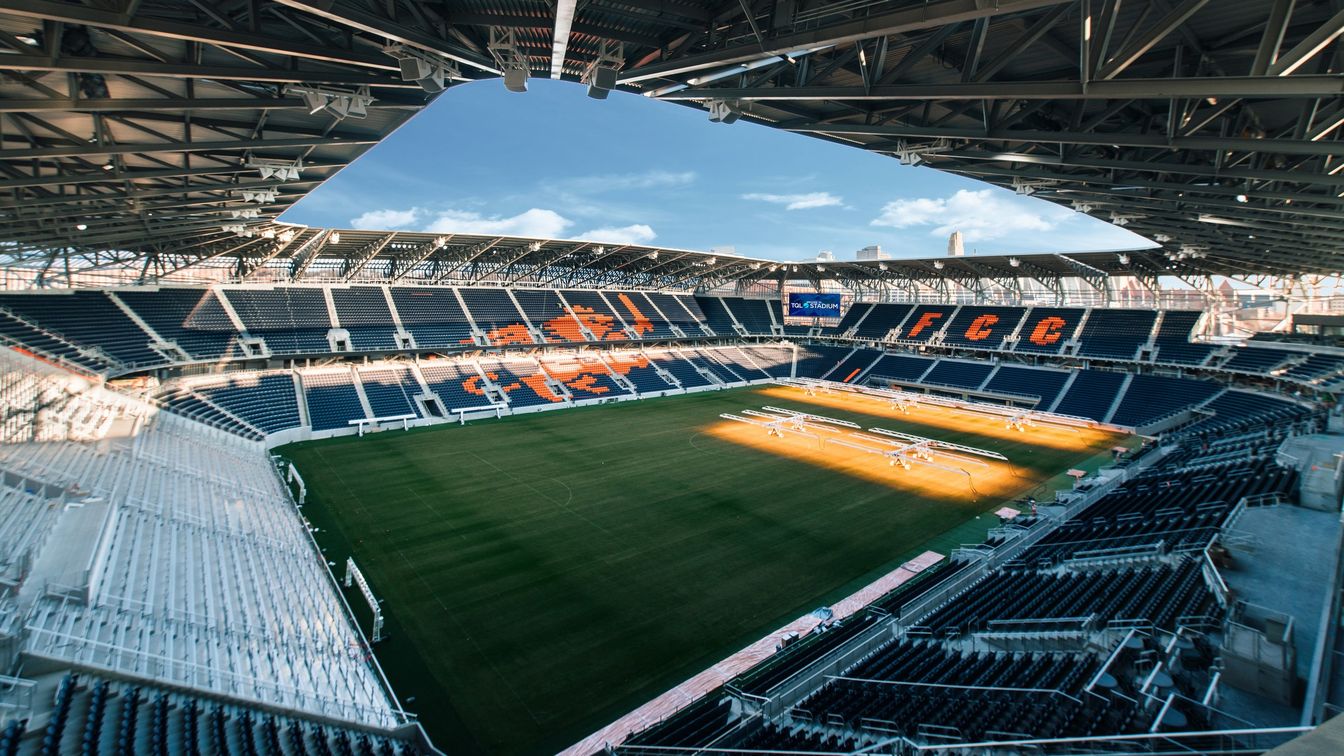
left=663, top=75, right=1344, bottom=101
left=619, top=0, right=1076, bottom=83
left=0, top=0, right=398, bottom=70
left=1096, top=0, right=1211, bottom=80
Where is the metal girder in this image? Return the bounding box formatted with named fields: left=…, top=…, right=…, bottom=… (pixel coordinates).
left=0, top=96, right=419, bottom=113
left=619, top=0, right=1076, bottom=83
left=341, top=233, right=398, bottom=281
left=0, top=136, right=379, bottom=161
left=0, top=0, right=399, bottom=70
left=662, top=75, right=1344, bottom=101
left=786, top=123, right=1344, bottom=157
left=271, top=0, right=500, bottom=74
left=0, top=55, right=411, bottom=86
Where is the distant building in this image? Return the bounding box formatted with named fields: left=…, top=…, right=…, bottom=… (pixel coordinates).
left=856, top=245, right=889, bottom=261
left=947, top=232, right=965, bottom=256
left=815, top=250, right=835, bottom=262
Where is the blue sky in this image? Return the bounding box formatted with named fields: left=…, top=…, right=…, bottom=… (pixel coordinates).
left=283, top=79, right=1152, bottom=262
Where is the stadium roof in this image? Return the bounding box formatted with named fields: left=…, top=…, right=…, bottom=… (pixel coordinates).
left=2, top=1, right=1343, bottom=280
left=147, top=223, right=1265, bottom=291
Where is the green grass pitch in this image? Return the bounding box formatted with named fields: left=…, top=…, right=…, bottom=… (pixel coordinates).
left=281, top=387, right=1124, bottom=755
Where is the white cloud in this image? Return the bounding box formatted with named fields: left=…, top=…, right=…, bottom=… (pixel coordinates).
left=870, top=189, right=1060, bottom=242
left=577, top=224, right=657, bottom=245
left=422, top=208, right=573, bottom=238
left=350, top=207, right=423, bottom=229
left=561, top=170, right=696, bottom=194
left=742, top=191, right=844, bottom=210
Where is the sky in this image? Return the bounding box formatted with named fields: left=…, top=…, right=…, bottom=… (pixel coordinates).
left=282, top=78, right=1152, bottom=262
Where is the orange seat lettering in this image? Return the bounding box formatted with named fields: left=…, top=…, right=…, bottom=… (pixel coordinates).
left=964, top=314, right=999, bottom=341
left=905, top=311, right=944, bottom=338
left=1030, top=316, right=1067, bottom=345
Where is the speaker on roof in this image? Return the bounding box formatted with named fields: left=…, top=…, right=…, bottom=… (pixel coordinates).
left=586, top=66, right=618, bottom=99
left=503, top=67, right=529, bottom=93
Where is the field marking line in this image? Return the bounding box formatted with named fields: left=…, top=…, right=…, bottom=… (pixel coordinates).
left=467, top=451, right=611, bottom=536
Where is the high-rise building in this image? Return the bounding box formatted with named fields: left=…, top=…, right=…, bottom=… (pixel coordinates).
left=815, top=250, right=835, bottom=261
left=856, top=245, right=889, bottom=260
left=947, top=231, right=965, bottom=256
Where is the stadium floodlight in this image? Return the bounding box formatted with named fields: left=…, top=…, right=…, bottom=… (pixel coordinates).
left=488, top=28, right=530, bottom=93
left=1235, top=193, right=1249, bottom=203
left=330, top=232, right=341, bottom=244
left=384, top=44, right=460, bottom=93
left=1008, top=257, right=1021, bottom=268
left=582, top=41, right=624, bottom=100
left=247, top=157, right=303, bottom=181
left=221, top=223, right=254, bottom=237
left=75, top=223, right=87, bottom=231
left=1118, top=253, right=1131, bottom=265
left=241, top=189, right=279, bottom=204
left=284, top=85, right=374, bottom=120
left=230, top=208, right=261, bottom=219
left=707, top=99, right=742, bottom=124
left=933, top=260, right=945, bottom=269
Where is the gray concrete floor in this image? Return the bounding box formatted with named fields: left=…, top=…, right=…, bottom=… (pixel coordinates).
left=1219, top=504, right=1342, bottom=726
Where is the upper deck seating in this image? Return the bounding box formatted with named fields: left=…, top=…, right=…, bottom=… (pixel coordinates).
left=1013, top=307, right=1084, bottom=355
left=941, top=306, right=1025, bottom=350
left=457, top=288, right=532, bottom=345
left=388, top=287, right=475, bottom=347
left=609, top=292, right=675, bottom=339
left=0, top=291, right=159, bottom=367
left=560, top=290, right=629, bottom=341
left=1153, top=311, right=1213, bottom=365
left=853, top=304, right=913, bottom=340
left=114, top=288, right=242, bottom=360
left=1076, top=309, right=1156, bottom=360
left=641, top=293, right=698, bottom=336
left=223, top=288, right=330, bottom=354
left=819, top=302, right=873, bottom=337
left=512, top=290, right=583, bottom=343
left=331, top=287, right=398, bottom=350
left=694, top=297, right=740, bottom=336
left=1220, top=346, right=1297, bottom=374
left=722, top=297, right=776, bottom=334
left=891, top=304, right=958, bottom=342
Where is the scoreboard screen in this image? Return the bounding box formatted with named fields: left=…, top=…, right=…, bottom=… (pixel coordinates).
left=787, top=293, right=842, bottom=318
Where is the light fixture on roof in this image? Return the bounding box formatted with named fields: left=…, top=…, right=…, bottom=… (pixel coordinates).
left=582, top=41, right=624, bottom=100
left=247, top=157, right=303, bottom=181
left=241, top=189, right=279, bottom=204
left=330, top=232, right=341, bottom=244
left=284, top=84, right=373, bottom=120
left=1154, top=234, right=1172, bottom=242
left=279, top=230, right=297, bottom=243
left=1008, top=257, right=1021, bottom=267
left=1235, top=193, right=1249, bottom=203
left=488, top=28, right=530, bottom=93
left=707, top=99, right=742, bottom=124
left=1118, top=253, right=1130, bottom=265
left=383, top=44, right=460, bottom=93
left=231, top=208, right=261, bottom=219
left=893, top=138, right=952, bottom=166
left=933, top=260, right=945, bottom=269
left=222, top=223, right=253, bottom=237
left=878, top=263, right=888, bottom=271
left=75, top=223, right=87, bottom=231
left=101, top=162, right=113, bottom=171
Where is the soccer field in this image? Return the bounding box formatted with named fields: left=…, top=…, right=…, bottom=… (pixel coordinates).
left=281, top=386, right=1127, bottom=755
